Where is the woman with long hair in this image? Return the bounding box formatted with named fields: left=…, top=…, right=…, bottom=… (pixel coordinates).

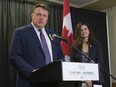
left=71, top=21, right=104, bottom=87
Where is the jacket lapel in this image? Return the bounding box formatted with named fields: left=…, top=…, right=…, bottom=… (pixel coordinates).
left=45, top=29, right=56, bottom=60
left=89, top=44, right=94, bottom=60
left=28, top=25, right=43, bottom=50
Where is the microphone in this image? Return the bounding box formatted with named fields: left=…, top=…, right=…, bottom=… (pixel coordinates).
left=52, top=34, right=67, bottom=42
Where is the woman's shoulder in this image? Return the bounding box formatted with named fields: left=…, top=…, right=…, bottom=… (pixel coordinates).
left=91, top=40, right=101, bottom=47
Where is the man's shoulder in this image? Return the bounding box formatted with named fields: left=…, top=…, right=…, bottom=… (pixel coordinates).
left=45, top=28, right=54, bottom=34
left=15, top=24, right=32, bottom=31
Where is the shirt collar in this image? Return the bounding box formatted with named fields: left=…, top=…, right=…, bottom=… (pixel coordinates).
left=31, top=22, right=45, bottom=32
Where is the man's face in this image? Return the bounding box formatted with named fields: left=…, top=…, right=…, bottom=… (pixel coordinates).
left=31, top=7, right=48, bottom=29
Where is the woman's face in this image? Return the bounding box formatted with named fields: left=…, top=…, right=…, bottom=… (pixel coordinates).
left=80, top=25, right=90, bottom=39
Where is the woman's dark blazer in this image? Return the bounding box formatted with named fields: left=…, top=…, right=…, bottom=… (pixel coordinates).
left=71, top=40, right=104, bottom=85
left=9, top=24, right=64, bottom=87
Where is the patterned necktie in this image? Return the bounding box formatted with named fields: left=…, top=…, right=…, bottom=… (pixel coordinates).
left=39, top=29, right=51, bottom=64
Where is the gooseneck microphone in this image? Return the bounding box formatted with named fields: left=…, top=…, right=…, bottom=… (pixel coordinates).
left=52, top=34, right=116, bottom=80
left=52, top=34, right=67, bottom=41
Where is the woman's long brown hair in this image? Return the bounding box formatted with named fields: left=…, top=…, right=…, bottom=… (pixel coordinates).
left=74, top=21, right=97, bottom=47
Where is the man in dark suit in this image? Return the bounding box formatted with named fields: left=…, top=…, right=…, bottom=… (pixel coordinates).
left=10, top=3, right=64, bottom=87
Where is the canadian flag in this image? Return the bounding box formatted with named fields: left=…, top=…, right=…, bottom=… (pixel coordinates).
left=61, top=0, right=74, bottom=61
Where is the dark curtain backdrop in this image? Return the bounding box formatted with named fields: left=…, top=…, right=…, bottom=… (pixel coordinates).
left=0, top=0, right=110, bottom=87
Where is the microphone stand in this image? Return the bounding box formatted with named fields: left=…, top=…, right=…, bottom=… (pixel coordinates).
left=61, top=37, right=116, bottom=80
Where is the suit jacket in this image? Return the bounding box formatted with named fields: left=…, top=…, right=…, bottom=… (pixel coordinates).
left=10, top=24, right=64, bottom=87
left=71, top=40, right=104, bottom=85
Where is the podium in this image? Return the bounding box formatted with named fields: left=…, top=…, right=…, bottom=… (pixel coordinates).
left=30, top=61, right=99, bottom=87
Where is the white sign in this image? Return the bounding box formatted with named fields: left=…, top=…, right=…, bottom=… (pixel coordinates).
left=93, top=84, right=102, bottom=87
left=62, top=62, right=99, bottom=81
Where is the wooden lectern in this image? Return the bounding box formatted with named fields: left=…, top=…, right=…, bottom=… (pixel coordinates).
left=30, top=61, right=99, bottom=87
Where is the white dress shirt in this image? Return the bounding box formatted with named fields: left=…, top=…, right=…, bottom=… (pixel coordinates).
left=31, top=23, right=53, bottom=62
